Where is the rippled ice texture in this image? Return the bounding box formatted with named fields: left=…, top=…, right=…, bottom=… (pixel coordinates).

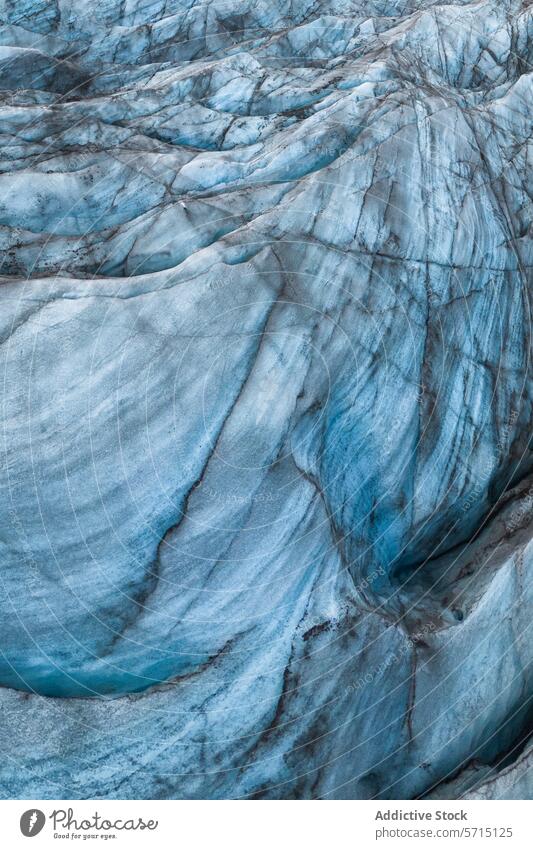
left=0, top=0, right=532, bottom=799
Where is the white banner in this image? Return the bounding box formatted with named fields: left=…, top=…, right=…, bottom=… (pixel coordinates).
left=1, top=800, right=531, bottom=848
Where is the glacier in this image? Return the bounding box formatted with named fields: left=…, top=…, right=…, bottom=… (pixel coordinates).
left=0, top=0, right=532, bottom=799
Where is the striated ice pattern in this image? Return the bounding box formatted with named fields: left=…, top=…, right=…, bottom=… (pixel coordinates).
left=0, top=0, right=532, bottom=799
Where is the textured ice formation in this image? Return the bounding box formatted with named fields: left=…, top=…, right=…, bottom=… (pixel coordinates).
left=0, top=0, right=531, bottom=799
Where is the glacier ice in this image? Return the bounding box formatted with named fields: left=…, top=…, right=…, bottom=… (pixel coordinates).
left=0, top=0, right=531, bottom=799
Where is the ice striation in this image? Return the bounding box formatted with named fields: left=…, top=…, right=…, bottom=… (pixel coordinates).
left=0, top=0, right=532, bottom=799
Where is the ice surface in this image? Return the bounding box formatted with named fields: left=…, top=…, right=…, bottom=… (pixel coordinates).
left=0, top=0, right=531, bottom=799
